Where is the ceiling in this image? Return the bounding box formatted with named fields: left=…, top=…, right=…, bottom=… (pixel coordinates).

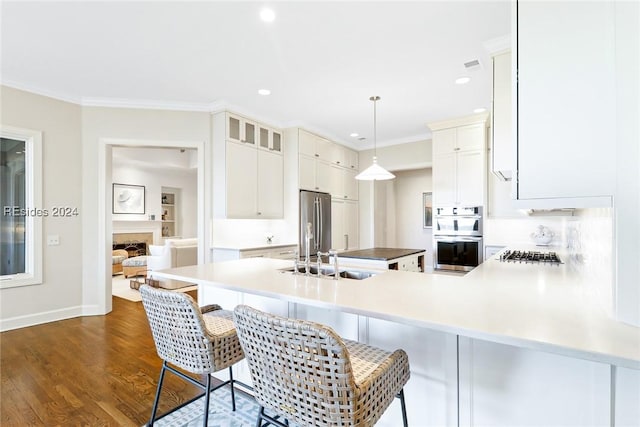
left=1, top=1, right=510, bottom=149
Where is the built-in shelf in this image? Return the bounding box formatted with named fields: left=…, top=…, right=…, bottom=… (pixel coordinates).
left=161, top=189, right=178, bottom=238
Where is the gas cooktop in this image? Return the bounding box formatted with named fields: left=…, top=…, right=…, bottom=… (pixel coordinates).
left=499, top=250, right=562, bottom=265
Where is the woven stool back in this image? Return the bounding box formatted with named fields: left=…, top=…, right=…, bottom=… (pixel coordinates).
left=141, top=285, right=216, bottom=374
left=234, top=304, right=359, bottom=426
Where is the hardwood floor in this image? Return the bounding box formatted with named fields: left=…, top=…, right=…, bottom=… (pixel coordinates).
left=0, top=291, right=203, bottom=426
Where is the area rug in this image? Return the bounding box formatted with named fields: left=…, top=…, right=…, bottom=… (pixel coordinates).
left=112, top=275, right=197, bottom=302
left=152, top=386, right=261, bottom=427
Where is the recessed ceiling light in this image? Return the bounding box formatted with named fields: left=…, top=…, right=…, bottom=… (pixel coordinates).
left=350, top=133, right=359, bottom=137
left=455, top=76, right=471, bottom=85
left=258, top=89, right=271, bottom=96
left=260, top=8, right=276, bottom=22
left=474, top=108, right=486, bottom=113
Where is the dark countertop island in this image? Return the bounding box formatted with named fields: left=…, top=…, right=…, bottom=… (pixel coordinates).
left=338, top=248, right=426, bottom=272
left=339, top=247, right=426, bottom=261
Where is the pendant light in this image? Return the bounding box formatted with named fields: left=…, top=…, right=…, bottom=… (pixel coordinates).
left=355, top=96, right=395, bottom=181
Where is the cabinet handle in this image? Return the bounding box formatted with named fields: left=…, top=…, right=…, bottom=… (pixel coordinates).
left=344, top=195, right=347, bottom=199
left=315, top=187, right=319, bottom=190
left=315, top=153, right=319, bottom=157
left=257, top=212, right=262, bottom=215
left=336, top=161, right=340, bottom=164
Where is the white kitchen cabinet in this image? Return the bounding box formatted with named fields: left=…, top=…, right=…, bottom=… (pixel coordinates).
left=458, top=338, right=611, bottom=426
left=298, top=129, right=333, bottom=162
left=331, top=198, right=359, bottom=251
left=226, top=112, right=257, bottom=146
left=225, top=141, right=258, bottom=218
left=294, top=304, right=359, bottom=341
left=225, top=141, right=283, bottom=219
left=257, top=149, right=283, bottom=218
left=295, top=128, right=358, bottom=201
left=298, top=155, right=333, bottom=193
left=430, top=117, right=487, bottom=207
left=343, top=169, right=358, bottom=200
left=491, top=51, right=513, bottom=181
left=432, top=124, right=484, bottom=157
left=344, top=147, right=359, bottom=170
left=514, top=1, right=615, bottom=207
left=456, top=150, right=484, bottom=207
left=212, top=244, right=298, bottom=262
left=258, top=124, right=282, bottom=154
left=213, top=112, right=284, bottom=219
left=367, top=318, right=459, bottom=427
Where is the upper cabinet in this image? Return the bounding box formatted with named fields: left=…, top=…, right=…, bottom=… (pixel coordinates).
left=213, top=112, right=284, bottom=219
left=491, top=50, right=512, bottom=181
left=429, top=116, right=488, bottom=207
left=294, top=129, right=359, bottom=200
left=258, top=124, right=283, bottom=154
left=227, top=113, right=257, bottom=146
left=514, top=1, right=615, bottom=207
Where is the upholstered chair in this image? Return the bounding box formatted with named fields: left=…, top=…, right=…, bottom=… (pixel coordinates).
left=233, top=304, right=410, bottom=427
left=111, top=249, right=128, bottom=275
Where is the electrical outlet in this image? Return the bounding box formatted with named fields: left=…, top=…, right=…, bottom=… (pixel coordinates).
left=47, top=235, right=60, bottom=246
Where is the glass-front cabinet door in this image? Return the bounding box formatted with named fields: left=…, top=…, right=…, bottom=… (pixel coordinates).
left=258, top=125, right=283, bottom=154
left=227, top=113, right=256, bottom=146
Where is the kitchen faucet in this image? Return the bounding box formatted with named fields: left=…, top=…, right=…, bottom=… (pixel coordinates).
left=317, top=249, right=340, bottom=280
left=304, top=222, right=313, bottom=275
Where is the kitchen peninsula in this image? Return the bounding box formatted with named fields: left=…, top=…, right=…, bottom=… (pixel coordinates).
left=152, top=256, right=640, bottom=426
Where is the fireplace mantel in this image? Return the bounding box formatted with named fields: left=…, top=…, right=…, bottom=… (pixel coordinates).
left=113, top=220, right=162, bottom=245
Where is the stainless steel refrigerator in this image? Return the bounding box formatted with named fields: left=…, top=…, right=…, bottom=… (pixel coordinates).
left=299, top=190, right=332, bottom=258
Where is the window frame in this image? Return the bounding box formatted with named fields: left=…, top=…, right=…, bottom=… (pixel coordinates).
left=0, top=125, right=43, bottom=288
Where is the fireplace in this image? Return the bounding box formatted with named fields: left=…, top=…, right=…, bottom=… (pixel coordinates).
left=112, top=232, right=154, bottom=257
left=113, top=241, right=147, bottom=257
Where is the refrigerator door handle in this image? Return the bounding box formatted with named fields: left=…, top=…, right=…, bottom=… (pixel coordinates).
left=316, top=197, right=322, bottom=250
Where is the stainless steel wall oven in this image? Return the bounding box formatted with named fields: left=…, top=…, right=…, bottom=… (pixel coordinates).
left=433, top=206, right=483, bottom=272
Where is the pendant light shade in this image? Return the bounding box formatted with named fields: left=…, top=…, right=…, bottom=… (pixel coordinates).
left=355, top=96, right=395, bottom=181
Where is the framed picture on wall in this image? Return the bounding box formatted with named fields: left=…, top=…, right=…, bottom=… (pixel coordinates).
left=423, top=192, right=432, bottom=228
left=112, top=183, right=145, bottom=214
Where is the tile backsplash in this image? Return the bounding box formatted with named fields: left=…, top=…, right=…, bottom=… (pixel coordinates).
left=484, top=208, right=614, bottom=315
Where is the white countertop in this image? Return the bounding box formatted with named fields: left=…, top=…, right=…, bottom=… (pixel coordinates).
left=212, top=242, right=297, bottom=251
left=152, top=255, right=640, bottom=369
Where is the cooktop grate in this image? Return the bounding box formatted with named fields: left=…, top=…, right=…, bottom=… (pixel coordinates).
left=499, top=250, right=562, bottom=264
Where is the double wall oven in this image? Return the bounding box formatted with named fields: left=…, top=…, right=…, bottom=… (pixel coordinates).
left=433, top=206, right=483, bottom=272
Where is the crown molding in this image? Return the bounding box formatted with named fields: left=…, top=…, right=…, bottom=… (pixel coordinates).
left=427, top=112, right=490, bottom=132
left=483, top=34, right=511, bottom=56
left=81, top=96, right=214, bottom=112
left=2, top=80, right=82, bottom=104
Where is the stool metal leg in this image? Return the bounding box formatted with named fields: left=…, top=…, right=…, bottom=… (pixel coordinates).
left=229, top=366, right=236, bottom=411
left=398, top=388, right=408, bottom=427
left=203, top=373, right=212, bottom=427
left=148, top=361, right=168, bottom=426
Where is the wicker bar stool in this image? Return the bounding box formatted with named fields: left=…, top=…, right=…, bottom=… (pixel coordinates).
left=140, top=285, right=246, bottom=427
left=233, top=304, right=410, bottom=427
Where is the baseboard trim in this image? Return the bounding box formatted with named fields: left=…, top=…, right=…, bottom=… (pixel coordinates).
left=0, top=305, right=89, bottom=332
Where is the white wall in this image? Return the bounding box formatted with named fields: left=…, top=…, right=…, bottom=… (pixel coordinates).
left=359, top=139, right=432, bottom=248
left=112, top=159, right=197, bottom=240
left=81, top=106, right=211, bottom=315
left=0, top=86, right=83, bottom=330
left=393, top=169, right=433, bottom=267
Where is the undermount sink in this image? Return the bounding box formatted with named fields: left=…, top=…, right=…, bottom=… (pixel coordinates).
left=279, top=265, right=377, bottom=280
